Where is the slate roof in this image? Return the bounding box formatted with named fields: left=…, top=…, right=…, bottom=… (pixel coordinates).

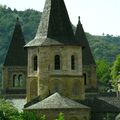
left=24, top=93, right=90, bottom=110
left=25, top=0, right=81, bottom=47
left=80, top=97, right=120, bottom=113
left=4, top=18, right=27, bottom=66
left=75, top=17, right=96, bottom=65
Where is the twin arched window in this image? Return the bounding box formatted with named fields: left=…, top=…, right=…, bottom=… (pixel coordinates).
left=13, top=74, right=25, bottom=87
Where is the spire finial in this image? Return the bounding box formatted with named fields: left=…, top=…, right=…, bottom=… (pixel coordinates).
left=78, top=16, right=80, bottom=21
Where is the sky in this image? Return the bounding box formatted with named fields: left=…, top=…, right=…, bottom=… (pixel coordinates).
left=0, top=0, right=120, bottom=36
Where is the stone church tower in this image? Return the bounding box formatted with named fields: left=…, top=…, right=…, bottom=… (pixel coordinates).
left=75, top=17, right=97, bottom=93
left=25, top=0, right=85, bottom=102
left=2, top=18, right=27, bottom=98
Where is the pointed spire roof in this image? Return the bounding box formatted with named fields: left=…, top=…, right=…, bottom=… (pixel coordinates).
left=75, top=17, right=96, bottom=65
left=25, top=0, right=80, bottom=47
left=4, top=18, right=27, bottom=66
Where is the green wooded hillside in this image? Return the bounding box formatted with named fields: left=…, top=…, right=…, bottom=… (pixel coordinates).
left=0, top=5, right=120, bottom=85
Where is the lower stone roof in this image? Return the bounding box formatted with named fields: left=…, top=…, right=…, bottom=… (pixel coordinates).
left=24, top=93, right=90, bottom=110
left=80, top=97, right=120, bottom=113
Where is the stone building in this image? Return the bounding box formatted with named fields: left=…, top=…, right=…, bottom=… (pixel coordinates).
left=2, top=18, right=27, bottom=98
left=25, top=0, right=87, bottom=102
left=24, top=0, right=96, bottom=119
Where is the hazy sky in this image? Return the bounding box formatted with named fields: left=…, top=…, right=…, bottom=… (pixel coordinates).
left=0, top=0, right=120, bottom=36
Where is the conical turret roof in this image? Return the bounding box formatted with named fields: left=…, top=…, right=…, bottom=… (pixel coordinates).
left=75, top=17, right=96, bottom=65
left=25, top=0, right=81, bottom=47
left=4, top=18, right=27, bottom=66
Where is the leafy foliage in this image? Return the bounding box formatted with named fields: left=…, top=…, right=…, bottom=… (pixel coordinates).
left=86, top=33, right=120, bottom=63
left=111, top=54, right=120, bottom=90
left=55, top=113, right=64, bottom=120
left=0, top=98, right=19, bottom=119
left=96, top=59, right=111, bottom=84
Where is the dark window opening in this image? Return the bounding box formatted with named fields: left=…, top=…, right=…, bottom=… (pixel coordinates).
left=71, top=55, right=75, bottom=70
left=83, top=73, right=87, bottom=85
left=33, top=56, right=38, bottom=71
left=18, top=74, right=24, bottom=87
left=13, top=75, right=17, bottom=87
left=55, top=55, right=60, bottom=70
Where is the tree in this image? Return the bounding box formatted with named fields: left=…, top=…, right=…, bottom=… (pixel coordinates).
left=0, top=98, right=19, bottom=119
left=111, top=54, right=120, bottom=90
left=96, top=59, right=111, bottom=84
left=55, top=113, right=64, bottom=120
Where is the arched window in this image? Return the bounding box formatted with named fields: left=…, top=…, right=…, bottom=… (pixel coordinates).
left=33, top=56, right=38, bottom=71
left=54, top=55, right=60, bottom=70
left=18, top=74, right=24, bottom=87
left=83, top=73, right=87, bottom=85
left=71, top=55, right=75, bottom=70
left=13, top=74, right=17, bottom=87
left=13, top=74, right=18, bottom=87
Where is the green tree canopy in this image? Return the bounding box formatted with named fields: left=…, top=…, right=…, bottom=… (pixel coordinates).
left=96, top=59, right=111, bottom=84
left=111, top=54, right=120, bottom=90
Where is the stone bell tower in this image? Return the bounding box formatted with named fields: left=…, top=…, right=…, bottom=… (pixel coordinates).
left=2, top=18, right=27, bottom=98
left=25, top=0, right=85, bottom=102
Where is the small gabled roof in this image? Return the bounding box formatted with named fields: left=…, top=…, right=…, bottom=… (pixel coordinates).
left=24, top=93, right=89, bottom=110
left=25, top=0, right=81, bottom=47
left=4, top=18, right=27, bottom=66
left=75, top=17, right=96, bottom=65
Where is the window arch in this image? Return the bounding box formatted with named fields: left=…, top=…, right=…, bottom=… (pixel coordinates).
left=33, top=55, right=38, bottom=71
left=54, top=55, right=60, bottom=70
left=83, top=73, right=87, bottom=85
left=13, top=74, right=17, bottom=87
left=71, top=55, right=75, bottom=70
left=18, top=74, right=25, bottom=87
